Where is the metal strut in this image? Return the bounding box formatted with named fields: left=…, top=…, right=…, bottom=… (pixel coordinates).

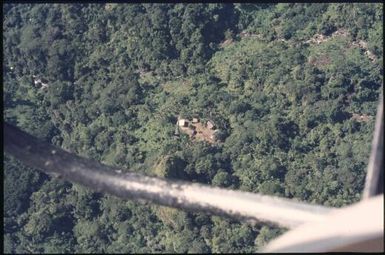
left=362, top=96, right=384, bottom=199
left=4, top=122, right=332, bottom=228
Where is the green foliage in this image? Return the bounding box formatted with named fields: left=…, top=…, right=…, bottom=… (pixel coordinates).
left=255, top=226, right=285, bottom=249
left=3, top=3, right=382, bottom=253
left=4, top=156, right=46, bottom=218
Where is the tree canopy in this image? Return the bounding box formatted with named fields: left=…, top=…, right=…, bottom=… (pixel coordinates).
left=3, top=3, right=383, bottom=253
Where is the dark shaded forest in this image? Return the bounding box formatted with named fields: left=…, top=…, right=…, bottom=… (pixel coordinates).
left=3, top=3, right=383, bottom=253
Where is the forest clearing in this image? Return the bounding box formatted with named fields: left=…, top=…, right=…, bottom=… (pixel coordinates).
left=176, top=117, right=219, bottom=144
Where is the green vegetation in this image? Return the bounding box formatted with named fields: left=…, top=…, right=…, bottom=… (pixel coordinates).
left=3, top=3, right=383, bottom=253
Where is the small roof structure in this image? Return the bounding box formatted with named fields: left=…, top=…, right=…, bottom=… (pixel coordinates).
left=207, top=120, right=216, bottom=130
left=192, top=117, right=199, bottom=123
left=34, top=79, right=42, bottom=85
left=41, top=83, right=49, bottom=89
left=178, top=119, right=188, bottom=127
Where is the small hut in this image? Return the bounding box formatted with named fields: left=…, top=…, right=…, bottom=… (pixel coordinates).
left=178, top=119, right=189, bottom=127
left=192, top=117, right=200, bottom=123
left=207, top=120, right=216, bottom=130
left=34, top=78, right=42, bottom=85
left=41, top=83, right=49, bottom=89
